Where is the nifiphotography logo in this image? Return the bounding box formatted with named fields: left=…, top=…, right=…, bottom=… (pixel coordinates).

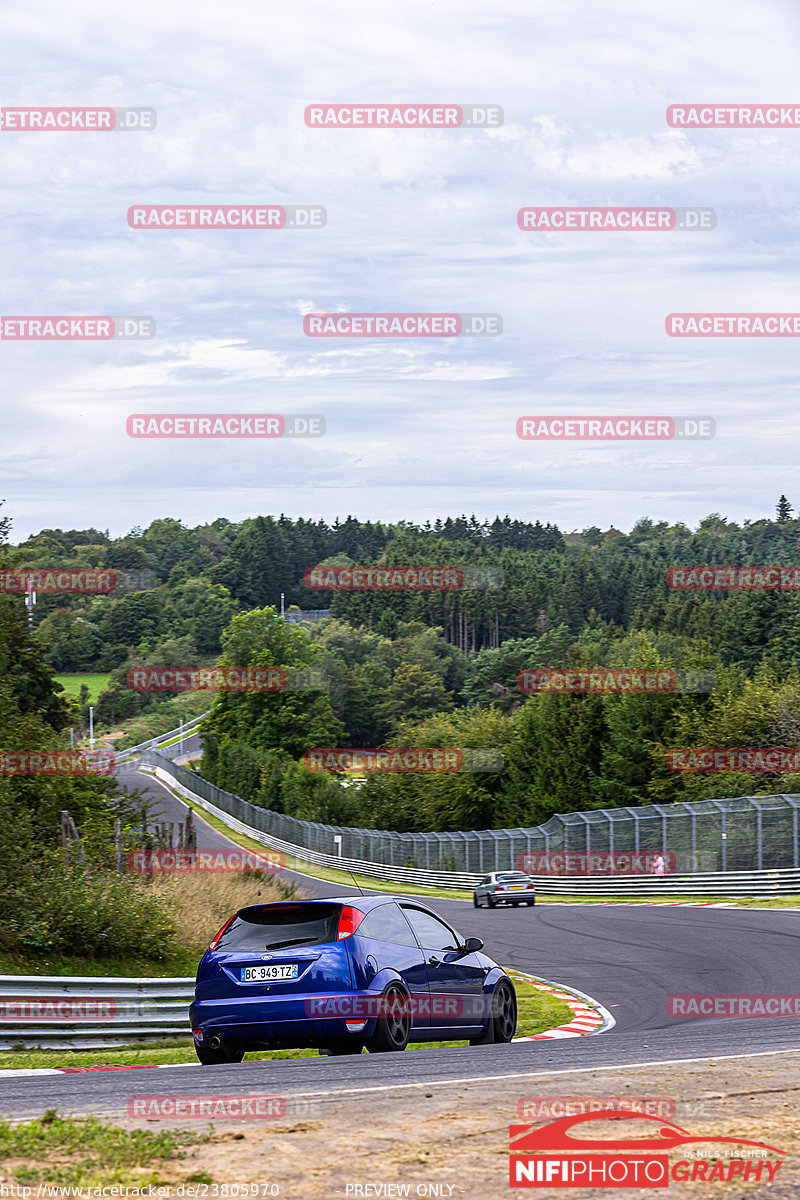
left=509, top=1110, right=785, bottom=1187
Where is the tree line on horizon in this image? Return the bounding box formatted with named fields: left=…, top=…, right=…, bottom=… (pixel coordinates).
left=6, top=499, right=800, bottom=837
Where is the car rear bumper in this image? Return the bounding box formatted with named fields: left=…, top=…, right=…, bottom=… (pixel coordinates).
left=189, top=988, right=411, bottom=1046
left=479, top=891, right=536, bottom=902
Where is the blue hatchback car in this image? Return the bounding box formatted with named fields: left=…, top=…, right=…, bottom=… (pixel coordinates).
left=190, top=895, right=517, bottom=1063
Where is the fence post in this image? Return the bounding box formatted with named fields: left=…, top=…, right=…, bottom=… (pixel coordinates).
left=115, top=818, right=123, bottom=874
left=61, top=810, right=71, bottom=868
left=776, top=796, right=800, bottom=869
left=65, top=813, right=87, bottom=867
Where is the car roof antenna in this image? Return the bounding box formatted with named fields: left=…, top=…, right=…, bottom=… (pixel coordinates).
left=344, top=867, right=367, bottom=897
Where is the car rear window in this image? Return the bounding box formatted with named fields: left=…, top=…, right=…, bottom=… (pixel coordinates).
left=496, top=872, right=530, bottom=882
left=213, top=902, right=342, bottom=952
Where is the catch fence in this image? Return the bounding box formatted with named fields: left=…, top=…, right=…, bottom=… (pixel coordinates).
left=136, top=751, right=800, bottom=876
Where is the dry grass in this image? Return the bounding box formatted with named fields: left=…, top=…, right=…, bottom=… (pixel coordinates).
left=138, top=870, right=298, bottom=960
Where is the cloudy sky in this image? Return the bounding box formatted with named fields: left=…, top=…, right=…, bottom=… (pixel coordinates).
left=2, top=0, right=799, bottom=541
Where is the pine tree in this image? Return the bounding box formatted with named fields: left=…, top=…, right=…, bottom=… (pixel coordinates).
left=777, top=495, right=793, bottom=522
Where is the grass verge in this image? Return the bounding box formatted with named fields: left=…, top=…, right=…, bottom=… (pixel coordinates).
left=0, top=1109, right=205, bottom=1188
left=0, top=867, right=298, bottom=979
left=0, top=970, right=573, bottom=1071
left=0, top=949, right=199, bottom=978
left=53, top=673, right=112, bottom=702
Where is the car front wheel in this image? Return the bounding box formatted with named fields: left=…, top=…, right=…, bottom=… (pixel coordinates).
left=473, top=894, right=480, bottom=907
left=469, top=980, right=517, bottom=1046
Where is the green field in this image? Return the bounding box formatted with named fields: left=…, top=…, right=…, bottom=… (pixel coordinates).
left=53, top=674, right=111, bottom=702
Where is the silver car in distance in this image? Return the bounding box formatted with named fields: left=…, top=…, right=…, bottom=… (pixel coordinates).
left=473, top=871, right=536, bottom=908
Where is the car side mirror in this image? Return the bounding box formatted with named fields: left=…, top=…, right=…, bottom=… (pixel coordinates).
left=463, top=936, right=484, bottom=953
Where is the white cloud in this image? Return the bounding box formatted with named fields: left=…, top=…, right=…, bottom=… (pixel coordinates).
left=2, top=0, right=800, bottom=538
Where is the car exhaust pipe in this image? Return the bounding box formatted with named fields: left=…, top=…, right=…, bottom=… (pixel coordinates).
left=208, top=1034, right=222, bottom=1050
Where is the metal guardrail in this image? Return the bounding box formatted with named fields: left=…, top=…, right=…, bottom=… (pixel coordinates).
left=524, top=870, right=800, bottom=897
left=115, top=714, right=208, bottom=764
left=145, top=762, right=800, bottom=898
left=0, top=975, right=195, bottom=1049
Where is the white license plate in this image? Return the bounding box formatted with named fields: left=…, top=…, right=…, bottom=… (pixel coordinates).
left=241, top=964, right=299, bottom=982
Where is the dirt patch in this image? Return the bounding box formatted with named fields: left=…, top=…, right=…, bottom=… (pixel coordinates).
left=103, top=1050, right=800, bottom=1198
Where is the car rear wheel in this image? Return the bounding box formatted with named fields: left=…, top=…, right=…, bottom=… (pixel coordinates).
left=487, top=894, right=497, bottom=908
left=194, top=1038, right=245, bottom=1065
left=365, top=984, right=410, bottom=1053
left=526, top=898, right=535, bottom=906
left=469, top=980, right=517, bottom=1046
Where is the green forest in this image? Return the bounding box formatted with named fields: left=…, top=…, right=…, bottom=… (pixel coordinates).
left=4, top=499, right=800, bottom=840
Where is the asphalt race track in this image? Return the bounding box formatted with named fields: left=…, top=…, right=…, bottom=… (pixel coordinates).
left=3, top=764, right=800, bottom=1119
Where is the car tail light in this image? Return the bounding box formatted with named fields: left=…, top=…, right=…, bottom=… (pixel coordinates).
left=337, top=905, right=365, bottom=939
left=527, top=883, right=535, bottom=890
left=494, top=885, right=503, bottom=892
left=208, top=914, right=236, bottom=950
